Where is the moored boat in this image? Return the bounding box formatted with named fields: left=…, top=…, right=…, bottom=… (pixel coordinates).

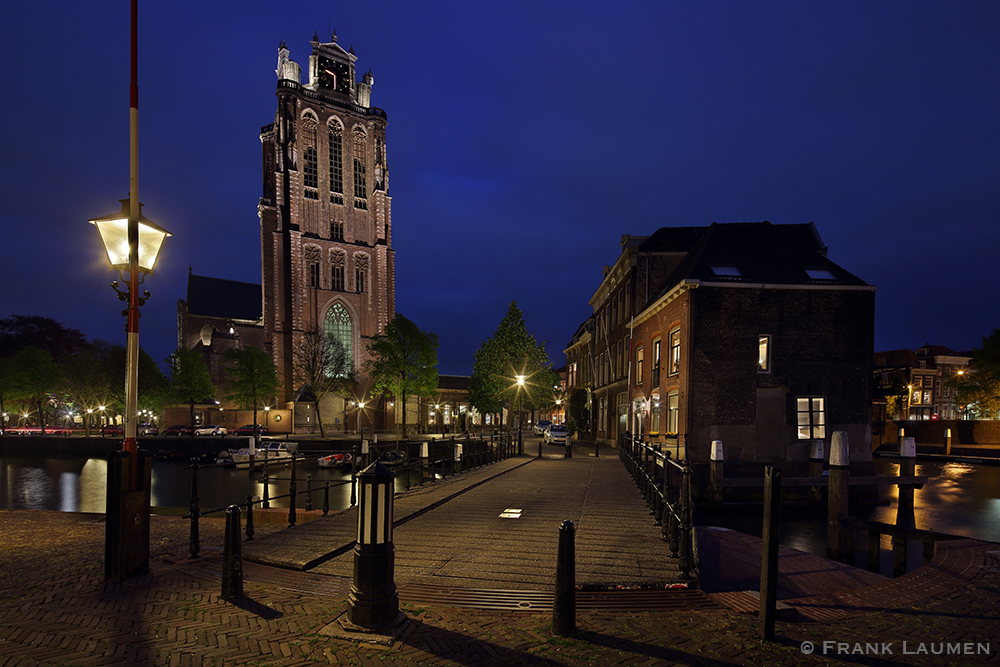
left=318, top=452, right=353, bottom=469
left=216, top=442, right=298, bottom=469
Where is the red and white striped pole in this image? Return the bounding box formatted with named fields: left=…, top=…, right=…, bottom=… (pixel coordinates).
left=124, top=0, right=140, bottom=489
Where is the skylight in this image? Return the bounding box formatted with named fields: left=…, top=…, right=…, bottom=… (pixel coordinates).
left=805, top=268, right=836, bottom=280
left=710, top=265, right=742, bottom=277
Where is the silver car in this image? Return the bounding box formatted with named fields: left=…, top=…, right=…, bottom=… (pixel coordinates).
left=543, top=424, right=569, bottom=444
left=194, top=424, right=227, bottom=436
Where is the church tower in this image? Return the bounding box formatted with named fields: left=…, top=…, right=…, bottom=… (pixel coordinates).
left=259, top=33, right=394, bottom=414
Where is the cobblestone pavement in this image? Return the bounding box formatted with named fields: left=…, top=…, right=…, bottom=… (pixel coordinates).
left=2, top=507, right=999, bottom=666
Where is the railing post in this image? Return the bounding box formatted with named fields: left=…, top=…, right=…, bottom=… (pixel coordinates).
left=245, top=494, right=255, bottom=541
left=188, top=457, right=200, bottom=560
left=305, top=473, right=313, bottom=512
left=759, top=466, right=781, bottom=641
left=552, top=520, right=576, bottom=637
left=221, top=504, right=243, bottom=602
left=323, top=480, right=330, bottom=516
left=895, top=436, right=917, bottom=577
left=261, top=470, right=270, bottom=509
left=678, top=462, right=692, bottom=579
left=288, top=454, right=298, bottom=527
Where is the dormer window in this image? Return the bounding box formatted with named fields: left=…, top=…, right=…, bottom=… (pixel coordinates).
left=710, top=265, right=741, bottom=277
left=805, top=268, right=835, bottom=280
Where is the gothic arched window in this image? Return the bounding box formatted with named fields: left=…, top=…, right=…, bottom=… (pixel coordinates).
left=354, top=254, right=369, bottom=294
left=330, top=250, right=346, bottom=291
left=304, top=146, right=318, bottom=198
left=329, top=124, right=343, bottom=201
left=305, top=245, right=321, bottom=288
left=324, top=303, right=352, bottom=377
left=352, top=127, right=368, bottom=209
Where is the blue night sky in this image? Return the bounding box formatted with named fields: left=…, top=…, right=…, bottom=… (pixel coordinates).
left=2, top=1, right=998, bottom=375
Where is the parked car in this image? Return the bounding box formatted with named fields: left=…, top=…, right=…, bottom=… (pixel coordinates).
left=533, top=420, right=552, bottom=436
left=232, top=424, right=269, bottom=437
left=138, top=423, right=158, bottom=436
left=194, top=424, right=227, bottom=436
left=162, top=424, right=193, bottom=436
left=543, top=423, right=569, bottom=444
left=100, top=424, right=124, bottom=437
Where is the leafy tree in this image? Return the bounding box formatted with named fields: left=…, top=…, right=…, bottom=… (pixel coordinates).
left=951, top=329, right=1000, bottom=419
left=567, top=388, right=590, bottom=435
left=364, top=314, right=439, bottom=438
left=0, top=356, right=22, bottom=435
left=94, top=340, right=170, bottom=421
left=293, top=329, right=355, bottom=438
left=224, top=345, right=279, bottom=446
left=0, top=315, right=87, bottom=359
left=468, top=301, right=559, bottom=427
left=10, top=347, right=62, bottom=432
left=60, top=345, right=111, bottom=435
left=168, top=348, right=217, bottom=428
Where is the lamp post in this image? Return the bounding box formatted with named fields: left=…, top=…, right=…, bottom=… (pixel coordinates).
left=90, top=0, right=170, bottom=582
left=516, top=375, right=526, bottom=454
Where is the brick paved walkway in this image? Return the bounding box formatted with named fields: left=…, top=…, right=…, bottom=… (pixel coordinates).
left=2, top=450, right=999, bottom=665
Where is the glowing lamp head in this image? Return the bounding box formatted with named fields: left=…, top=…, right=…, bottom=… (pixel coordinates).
left=89, top=199, right=171, bottom=274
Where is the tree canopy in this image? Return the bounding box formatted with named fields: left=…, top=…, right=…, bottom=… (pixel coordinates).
left=365, top=314, right=439, bottom=436
left=0, top=315, right=87, bottom=359
left=168, top=348, right=217, bottom=427
left=468, top=301, right=559, bottom=426
left=951, top=328, right=1000, bottom=419
left=224, top=345, right=279, bottom=444
left=293, top=329, right=355, bottom=438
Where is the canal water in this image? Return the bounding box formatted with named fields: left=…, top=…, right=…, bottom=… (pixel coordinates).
left=2, top=454, right=997, bottom=575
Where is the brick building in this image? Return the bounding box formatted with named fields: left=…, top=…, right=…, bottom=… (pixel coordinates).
left=176, top=33, right=395, bottom=432
left=569, top=222, right=876, bottom=465
left=874, top=345, right=971, bottom=421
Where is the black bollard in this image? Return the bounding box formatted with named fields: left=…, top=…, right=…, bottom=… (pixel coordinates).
left=245, top=494, right=255, bottom=541
left=323, top=480, right=330, bottom=516
left=188, top=457, right=201, bottom=559
left=552, top=520, right=576, bottom=637
left=305, top=473, right=313, bottom=512
left=759, top=466, right=781, bottom=641
left=222, top=504, right=243, bottom=601
left=261, top=471, right=270, bottom=509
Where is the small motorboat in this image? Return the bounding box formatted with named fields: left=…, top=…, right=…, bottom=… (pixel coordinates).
left=318, top=452, right=353, bottom=469
left=377, top=449, right=406, bottom=468
left=217, top=442, right=297, bottom=469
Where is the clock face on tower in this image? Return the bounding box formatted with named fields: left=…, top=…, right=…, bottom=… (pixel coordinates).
left=317, top=56, right=350, bottom=93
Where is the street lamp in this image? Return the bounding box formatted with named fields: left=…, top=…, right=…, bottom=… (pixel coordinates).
left=515, top=375, right=526, bottom=454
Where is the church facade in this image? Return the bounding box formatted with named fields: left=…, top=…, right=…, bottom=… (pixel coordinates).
left=261, top=34, right=395, bottom=411
left=174, top=33, right=395, bottom=432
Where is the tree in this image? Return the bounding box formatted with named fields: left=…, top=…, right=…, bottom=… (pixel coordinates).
left=364, top=314, right=439, bottom=438
left=567, top=387, right=590, bottom=435
left=224, top=345, right=279, bottom=447
left=60, top=345, right=111, bottom=435
left=168, top=348, right=217, bottom=428
left=293, top=329, right=355, bottom=438
left=0, top=315, right=87, bottom=359
left=951, top=329, right=1000, bottom=419
left=468, top=301, right=559, bottom=427
left=0, top=356, right=21, bottom=435
left=95, top=340, right=170, bottom=421
left=10, top=347, right=62, bottom=433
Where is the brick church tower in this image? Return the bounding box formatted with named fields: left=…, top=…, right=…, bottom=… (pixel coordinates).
left=259, top=33, right=395, bottom=413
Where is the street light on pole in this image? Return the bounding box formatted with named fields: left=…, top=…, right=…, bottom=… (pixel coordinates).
left=90, top=0, right=170, bottom=582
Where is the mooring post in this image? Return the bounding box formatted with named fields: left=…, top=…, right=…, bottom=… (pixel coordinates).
left=245, top=494, right=255, bottom=541
left=552, top=520, right=576, bottom=637
left=261, top=470, right=270, bottom=508
left=288, top=454, right=298, bottom=527
left=826, top=431, right=851, bottom=563
left=188, top=457, right=200, bottom=560
left=759, top=466, right=781, bottom=641
left=944, top=428, right=952, bottom=456
left=305, top=473, right=313, bottom=512
left=894, top=436, right=917, bottom=577
left=709, top=440, right=724, bottom=510
left=808, top=439, right=825, bottom=507
left=221, top=504, right=243, bottom=601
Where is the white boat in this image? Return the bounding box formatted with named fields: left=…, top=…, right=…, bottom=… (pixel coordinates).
left=318, top=452, right=353, bottom=469
left=217, top=442, right=298, bottom=469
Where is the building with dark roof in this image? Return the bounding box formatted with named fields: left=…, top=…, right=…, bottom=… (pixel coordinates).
left=568, top=221, right=876, bottom=466
left=874, top=345, right=971, bottom=421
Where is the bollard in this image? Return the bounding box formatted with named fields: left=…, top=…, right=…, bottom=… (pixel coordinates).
left=759, top=466, right=781, bottom=641
left=288, top=454, right=298, bottom=527
left=944, top=428, right=952, bottom=456
left=808, top=439, right=825, bottom=507
left=709, top=440, right=724, bottom=509
left=346, top=461, right=401, bottom=629
left=826, top=431, right=851, bottom=563
left=455, top=441, right=464, bottom=473
left=221, top=504, right=243, bottom=601
left=189, top=457, right=201, bottom=560
left=564, top=433, right=572, bottom=459
left=245, top=494, right=255, bottom=541
left=552, top=520, right=576, bottom=637
left=538, top=439, right=543, bottom=459
left=595, top=438, right=599, bottom=458
left=323, top=480, right=330, bottom=515
left=306, top=473, right=313, bottom=512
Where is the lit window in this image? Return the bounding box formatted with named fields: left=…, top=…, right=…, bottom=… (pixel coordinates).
left=650, top=397, right=661, bottom=433
left=652, top=338, right=661, bottom=386
left=796, top=397, right=826, bottom=440
left=669, top=329, right=681, bottom=375
left=636, top=346, right=644, bottom=385
left=758, top=335, right=771, bottom=373
left=323, top=303, right=352, bottom=377
left=666, top=391, right=679, bottom=434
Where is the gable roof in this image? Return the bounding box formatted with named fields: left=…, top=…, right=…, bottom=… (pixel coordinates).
left=186, top=274, right=262, bottom=321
